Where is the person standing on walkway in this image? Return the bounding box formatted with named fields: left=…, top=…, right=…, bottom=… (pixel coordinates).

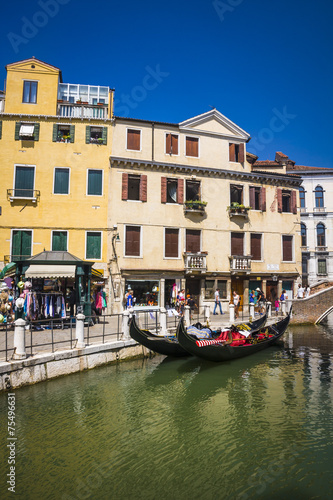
left=213, top=288, right=224, bottom=315
left=305, top=284, right=310, bottom=298
left=233, top=291, right=240, bottom=319
left=126, top=290, right=134, bottom=309
left=297, top=284, right=305, bottom=299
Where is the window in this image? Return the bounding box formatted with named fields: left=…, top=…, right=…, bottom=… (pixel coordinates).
left=301, top=223, right=307, bottom=247
left=186, top=230, right=201, bottom=253
left=22, top=81, right=38, bottom=103
left=54, top=168, right=69, bottom=195
left=165, top=228, right=179, bottom=258
left=86, top=232, right=102, bottom=259
left=282, top=235, right=293, bottom=261
left=278, top=189, right=297, bottom=213
left=15, top=122, right=40, bottom=141
left=205, top=279, right=227, bottom=300
left=11, top=230, right=32, bottom=260
left=249, top=186, right=266, bottom=211
left=122, top=173, right=147, bottom=202
left=230, top=184, right=243, bottom=205
left=251, top=234, right=262, bottom=261
left=52, top=231, right=68, bottom=251
left=229, top=143, right=245, bottom=163
left=125, top=226, right=141, bottom=257
left=86, top=126, right=107, bottom=144
left=161, top=178, right=184, bottom=204
left=53, top=124, right=75, bottom=143
left=87, top=170, right=103, bottom=196
left=282, top=190, right=291, bottom=212
left=315, top=186, right=324, bottom=208
left=14, top=165, right=35, bottom=198
left=231, top=232, right=244, bottom=255
left=318, top=259, right=327, bottom=275
left=317, top=223, right=326, bottom=247
left=299, top=187, right=305, bottom=209
left=302, top=255, right=308, bottom=276
left=185, top=136, right=199, bottom=157
left=165, top=133, right=179, bottom=155
left=186, top=180, right=200, bottom=201
left=127, top=129, right=141, bottom=151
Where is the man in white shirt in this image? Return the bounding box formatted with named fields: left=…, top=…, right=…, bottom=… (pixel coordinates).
left=297, top=284, right=305, bottom=299
left=213, top=288, right=224, bottom=315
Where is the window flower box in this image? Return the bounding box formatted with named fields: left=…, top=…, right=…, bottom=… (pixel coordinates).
left=184, top=200, right=207, bottom=212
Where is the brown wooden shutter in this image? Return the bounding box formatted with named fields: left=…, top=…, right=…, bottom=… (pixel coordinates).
left=260, top=187, right=266, bottom=211
left=122, top=173, right=128, bottom=200
left=161, top=177, right=167, bottom=203
left=172, top=135, right=179, bottom=155
left=291, top=190, right=297, bottom=214
left=231, top=233, right=244, bottom=255
left=251, top=234, right=262, bottom=260
left=277, top=188, right=283, bottom=213
left=125, top=226, right=141, bottom=256
left=229, top=143, right=236, bottom=162
left=238, top=143, right=245, bottom=163
left=140, top=175, right=147, bottom=202
left=165, top=229, right=179, bottom=257
left=186, top=137, right=198, bottom=157
left=127, top=129, right=141, bottom=150
left=165, top=134, right=171, bottom=154
left=283, top=235, right=293, bottom=261
left=177, top=178, right=184, bottom=204
left=186, top=230, right=201, bottom=253
left=249, top=187, right=255, bottom=209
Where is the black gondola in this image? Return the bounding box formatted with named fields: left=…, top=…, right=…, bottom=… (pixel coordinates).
left=176, top=311, right=291, bottom=362
left=129, top=313, right=268, bottom=358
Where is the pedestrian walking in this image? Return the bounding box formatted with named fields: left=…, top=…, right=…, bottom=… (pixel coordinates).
left=213, top=288, right=224, bottom=315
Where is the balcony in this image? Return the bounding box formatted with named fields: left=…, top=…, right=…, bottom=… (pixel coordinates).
left=183, top=200, right=207, bottom=214
left=184, top=252, right=207, bottom=274
left=7, top=189, right=40, bottom=203
left=227, top=203, right=250, bottom=218
left=313, top=207, right=326, bottom=213
left=229, top=255, right=251, bottom=273
left=316, top=246, right=328, bottom=252
left=57, top=102, right=108, bottom=119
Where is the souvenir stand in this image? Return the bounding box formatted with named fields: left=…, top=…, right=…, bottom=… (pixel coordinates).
left=13, top=251, right=94, bottom=320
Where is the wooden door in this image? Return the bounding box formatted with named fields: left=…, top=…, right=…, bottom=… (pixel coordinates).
left=231, top=280, right=243, bottom=312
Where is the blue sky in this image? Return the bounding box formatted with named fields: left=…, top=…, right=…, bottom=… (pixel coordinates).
left=2, top=0, right=333, bottom=168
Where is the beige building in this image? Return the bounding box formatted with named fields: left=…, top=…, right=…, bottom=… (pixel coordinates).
left=109, top=109, right=302, bottom=312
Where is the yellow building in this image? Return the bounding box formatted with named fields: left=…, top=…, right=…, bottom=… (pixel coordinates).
left=109, top=110, right=302, bottom=312
left=0, top=57, right=114, bottom=310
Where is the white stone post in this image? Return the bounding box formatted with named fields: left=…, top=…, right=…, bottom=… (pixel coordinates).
left=229, top=303, right=235, bottom=323
left=159, top=307, right=167, bottom=336
left=184, top=305, right=190, bottom=326
left=249, top=303, right=255, bottom=320
left=281, top=300, right=286, bottom=316
left=13, top=318, right=27, bottom=359
left=204, top=305, right=211, bottom=325
left=122, top=309, right=131, bottom=340
left=75, top=313, right=85, bottom=348
left=266, top=301, right=272, bottom=318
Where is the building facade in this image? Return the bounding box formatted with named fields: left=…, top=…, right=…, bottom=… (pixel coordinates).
left=109, top=111, right=302, bottom=313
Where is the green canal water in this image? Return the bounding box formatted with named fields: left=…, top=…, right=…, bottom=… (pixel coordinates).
left=1, top=322, right=333, bottom=500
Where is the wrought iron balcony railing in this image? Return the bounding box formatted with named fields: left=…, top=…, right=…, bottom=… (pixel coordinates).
left=184, top=252, right=207, bottom=273
left=229, top=255, right=252, bottom=272
left=7, top=189, right=40, bottom=203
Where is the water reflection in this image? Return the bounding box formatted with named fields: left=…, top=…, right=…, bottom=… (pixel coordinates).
left=0, top=323, right=333, bottom=500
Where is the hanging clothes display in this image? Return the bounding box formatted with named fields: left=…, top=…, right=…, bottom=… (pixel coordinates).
left=23, top=292, right=66, bottom=320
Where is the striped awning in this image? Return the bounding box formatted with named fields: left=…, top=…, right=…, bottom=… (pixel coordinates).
left=25, top=265, right=76, bottom=279
left=91, top=268, right=104, bottom=279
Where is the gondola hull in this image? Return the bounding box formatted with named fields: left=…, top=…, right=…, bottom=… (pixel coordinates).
left=176, top=314, right=290, bottom=362
left=129, top=314, right=267, bottom=358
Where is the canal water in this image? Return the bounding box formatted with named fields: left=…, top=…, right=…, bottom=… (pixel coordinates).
left=1, top=321, right=333, bottom=500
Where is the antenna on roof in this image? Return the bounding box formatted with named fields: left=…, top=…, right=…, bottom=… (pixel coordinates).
left=209, top=105, right=216, bottom=110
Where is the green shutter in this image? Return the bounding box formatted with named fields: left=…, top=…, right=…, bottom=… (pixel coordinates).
left=70, top=125, right=75, bottom=143
left=34, top=123, right=40, bottom=141
left=12, top=230, right=32, bottom=259
left=52, top=231, right=67, bottom=251
left=52, top=124, right=58, bottom=142
left=86, top=232, right=101, bottom=259
left=87, top=170, right=102, bottom=195
left=15, top=166, right=34, bottom=197
left=54, top=168, right=69, bottom=194
left=0, top=121, right=2, bottom=139
left=85, top=126, right=91, bottom=144
left=102, top=127, right=107, bottom=145
left=15, top=122, right=21, bottom=141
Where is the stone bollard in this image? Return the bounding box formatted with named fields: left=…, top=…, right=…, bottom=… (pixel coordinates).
left=184, top=305, right=190, bottom=326
left=122, top=309, right=131, bottom=340
left=266, top=301, right=272, bottom=318
left=13, top=318, right=27, bottom=359
left=159, top=307, right=167, bottom=336
left=204, top=305, right=211, bottom=325
left=249, top=303, right=255, bottom=320
left=75, top=313, right=86, bottom=348
left=229, top=303, right=235, bottom=323
left=281, top=300, right=286, bottom=316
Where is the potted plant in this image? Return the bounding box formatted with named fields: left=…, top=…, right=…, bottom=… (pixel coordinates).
left=184, top=200, right=207, bottom=211
left=97, top=137, right=104, bottom=144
